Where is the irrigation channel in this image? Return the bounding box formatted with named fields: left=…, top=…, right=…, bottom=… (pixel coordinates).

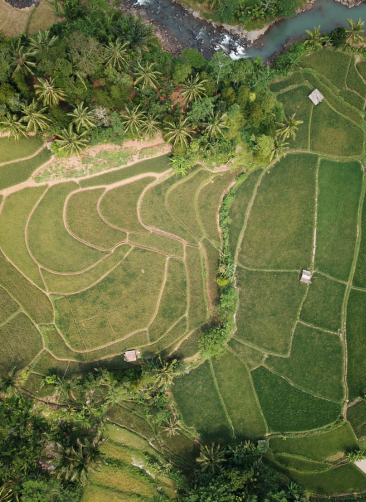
left=125, top=0, right=366, bottom=60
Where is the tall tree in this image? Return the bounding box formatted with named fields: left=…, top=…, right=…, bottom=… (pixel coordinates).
left=10, top=39, right=36, bottom=77
left=164, top=117, right=193, bottom=147
left=141, top=113, right=160, bottom=138
left=121, top=104, right=146, bottom=135
left=0, top=114, right=27, bottom=141
left=0, top=367, right=23, bottom=397
left=346, top=18, right=365, bottom=45
left=196, top=443, right=226, bottom=474
left=20, top=99, right=50, bottom=133
left=54, top=125, right=89, bottom=158
left=29, top=30, right=59, bottom=56
left=276, top=113, right=303, bottom=140
left=68, top=102, right=96, bottom=132
left=134, top=61, right=161, bottom=90
left=181, top=74, right=207, bottom=104
left=104, top=38, right=129, bottom=71
left=34, top=77, right=66, bottom=106
left=204, top=111, right=228, bottom=139
left=304, top=26, right=324, bottom=50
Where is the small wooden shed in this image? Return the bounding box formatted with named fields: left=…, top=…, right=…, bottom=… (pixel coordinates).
left=300, top=269, right=312, bottom=284
left=308, top=89, right=324, bottom=105
left=124, top=350, right=140, bottom=362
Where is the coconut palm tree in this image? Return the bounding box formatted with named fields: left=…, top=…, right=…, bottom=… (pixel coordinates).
left=269, top=138, right=289, bottom=162
left=0, top=114, right=27, bottom=141
left=134, top=61, right=161, bottom=90
left=34, top=77, right=66, bottom=107
left=196, top=443, right=226, bottom=474
left=104, top=38, right=129, bottom=71
left=141, top=113, right=160, bottom=138
left=29, top=29, right=59, bottom=55
left=20, top=99, right=50, bottom=133
left=164, top=117, right=193, bottom=147
left=154, top=358, right=177, bottom=389
left=112, top=16, right=157, bottom=54
left=181, top=74, right=207, bottom=104
left=68, top=103, right=96, bottom=132
left=162, top=418, right=180, bottom=437
left=55, top=125, right=89, bottom=158
left=0, top=366, right=23, bottom=397
left=276, top=113, right=303, bottom=140
left=204, top=111, right=229, bottom=139
left=346, top=18, right=365, bottom=45
left=0, top=484, right=12, bottom=502
left=304, top=26, right=324, bottom=50
left=10, top=39, right=36, bottom=76
left=121, top=104, right=146, bottom=135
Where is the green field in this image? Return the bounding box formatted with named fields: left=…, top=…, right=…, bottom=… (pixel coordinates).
left=2, top=47, right=366, bottom=497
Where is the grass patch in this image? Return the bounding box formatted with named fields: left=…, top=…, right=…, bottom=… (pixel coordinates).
left=270, top=71, right=304, bottom=93
left=354, top=194, right=366, bottom=288
left=357, top=61, right=366, bottom=79
left=0, top=136, right=43, bottom=164
left=0, top=187, right=46, bottom=288
left=265, top=323, right=344, bottom=402
left=300, top=274, right=345, bottom=332
left=173, top=325, right=205, bottom=359
left=348, top=400, right=366, bottom=437
left=300, top=50, right=351, bottom=89
left=148, top=258, right=187, bottom=342
left=100, top=178, right=154, bottom=233
left=186, top=246, right=208, bottom=331
left=271, top=453, right=328, bottom=472
left=346, top=289, right=366, bottom=401
left=42, top=245, right=131, bottom=294
left=0, top=249, right=53, bottom=323
left=140, top=174, right=195, bottom=244
left=228, top=169, right=262, bottom=258
left=347, top=60, right=366, bottom=98
left=142, top=316, right=187, bottom=357
left=202, top=238, right=220, bottom=306
left=66, top=188, right=126, bottom=249
left=269, top=421, right=358, bottom=460
left=27, top=0, right=56, bottom=35
left=172, top=360, right=233, bottom=442
left=277, top=85, right=313, bottom=150
left=339, top=89, right=365, bottom=110
left=227, top=338, right=264, bottom=369
left=252, top=366, right=341, bottom=432
left=28, top=182, right=106, bottom=273
left=239, top=153, right=316, bottom=269
left=0, top=313, right=43, bottom=374
left=0, top=0, right=33, bottom=37
left=283, top=464, right=366, bottom=495
left=54, top=248, right=166, bottom=350
left=0, top=286, right=19, bottom=323
left=168, top=169, right=211, bottom=241
left=0, top=148, right=51, bottom=190
left=311, top=101, right=364, bottom=157
left=107, top=403, right=155, bottom=439
left=316, top=159, right=363, bottom=281
left=129, top=232, right=184, bottom=257
left=197, top=170, right=237, bottom=245
left=213, top=352, right=267, bottom=439
left=236, top=269, right=305, bottom=355
left=79, top=155, right=171, bottom=188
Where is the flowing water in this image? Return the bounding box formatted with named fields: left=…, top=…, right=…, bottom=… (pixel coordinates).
left=129, top=0, right=366, bottom=60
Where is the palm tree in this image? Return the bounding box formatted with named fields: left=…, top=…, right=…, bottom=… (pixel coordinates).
left=204, top=111, right=228, bottom=139
left=121, top=104, right=146, bottom=135
left=67, top=103, right=96, bottom=132
left=0, top=484, right=12, bottom=502
left=10, top=39, right=36, bottom=76
left=34, top=77, right=66, bottom=107
left=0, top=367, right=22, bottom=397
left=112, top=16, right=157, bottom=54
left=346, top=18, right=365, bottom=45
left=20, top=99, right=50, bottom=133
left=141, top=113, right=160, bottom=138
left=164, top=117, right=193, bottom=147
left=104, top=38, right=129, bottom=70
left=276, top=113, right=303, bottom=140
left=55, top=125, right=89, bottom=158
left=134, top=61, right=161, bottom=90
left=304, top=26, right=324, bottom=50
left=154, top=358, right=177, bottom=389
left=29, top=29, right=59, bottom=55
left=269, top=138, right=289, bottom=162
left=181, top=74, right=207, bottom=104
left=196, top=443, right=226, bottom=474
left=0, top=114, right=27, bottom=141
left=162, top=418, right=180, bottom=437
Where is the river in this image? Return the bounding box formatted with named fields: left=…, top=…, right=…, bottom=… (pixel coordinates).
left=127, top=0, right=366, bottom=60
